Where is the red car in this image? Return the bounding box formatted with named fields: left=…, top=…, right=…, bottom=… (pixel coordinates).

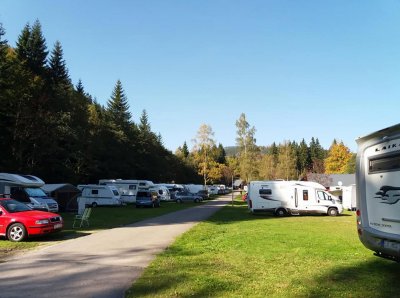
left=0, top=198, right=63, bottom=242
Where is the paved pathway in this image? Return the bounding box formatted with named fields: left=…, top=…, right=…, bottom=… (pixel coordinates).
left=0, top=195, right=232, bottom=298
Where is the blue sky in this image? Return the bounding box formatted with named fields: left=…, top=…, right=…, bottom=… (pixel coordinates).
left=1, top=1, right=400, bottom=153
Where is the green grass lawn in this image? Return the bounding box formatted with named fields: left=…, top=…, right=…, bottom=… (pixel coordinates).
left=127, top=199, right=400, bottom=298
left=0, top=200, right=204, bottom=261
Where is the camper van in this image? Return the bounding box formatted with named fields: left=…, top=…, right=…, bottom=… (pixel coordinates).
left=247, top=180, right=343, bottom=216
left=356, top=123, right=400, bottom=261
left=77, top=184, right=122, bottom=208
left=98, top=179, right=154, bottom=203
left=0, top=173, right=59, bottom=212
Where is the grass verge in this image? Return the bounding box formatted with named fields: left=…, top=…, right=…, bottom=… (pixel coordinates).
left=127, top=199, right=400, bottom=297
left=0, top=200, right=204, bottom=261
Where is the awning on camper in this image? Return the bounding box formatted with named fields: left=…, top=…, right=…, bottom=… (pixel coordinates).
left=42, top=184, right=80, bottom=212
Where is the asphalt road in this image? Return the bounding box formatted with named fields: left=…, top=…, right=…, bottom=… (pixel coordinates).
left=0, top=195, right=232, bottom=298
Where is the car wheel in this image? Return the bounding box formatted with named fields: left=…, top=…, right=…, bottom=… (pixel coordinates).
left=327, top=208, right=338, bottom=216
left=176, top=199, right=182, bottom=203
left=194, top=198, right=199, bottom=203
left=275, top=208, right=287, bottom=217
left=8, top=223, right=27, bottom=242
left=92, top=202, right=98, bottom=208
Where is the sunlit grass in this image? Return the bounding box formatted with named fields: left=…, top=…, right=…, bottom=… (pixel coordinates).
left=127, top=199, right=400, bottom=297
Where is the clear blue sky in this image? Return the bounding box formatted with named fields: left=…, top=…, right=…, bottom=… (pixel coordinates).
left=1, top=0, right=400, bottom=153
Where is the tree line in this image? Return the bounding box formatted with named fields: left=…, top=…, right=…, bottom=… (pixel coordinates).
left=0, top=21, right=200, bottom=184
left=177, top=114, right=355, bottom=186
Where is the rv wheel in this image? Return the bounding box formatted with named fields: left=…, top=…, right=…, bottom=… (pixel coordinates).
left=91, top=202, right=98, bottom=208
left=275, top=208, right=287, bottom=217
left=327, top=208, right=338, bottom=216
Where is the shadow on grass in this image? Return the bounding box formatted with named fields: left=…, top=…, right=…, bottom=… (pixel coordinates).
left=308, top=258, right=400, bottom=297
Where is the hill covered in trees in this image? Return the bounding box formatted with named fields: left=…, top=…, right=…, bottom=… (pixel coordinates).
left=0, top=21, right=200, bottom=184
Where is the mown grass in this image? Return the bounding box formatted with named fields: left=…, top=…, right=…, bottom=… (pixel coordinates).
left=127, top=199, right=400, bottom=298
left=0, top=200, right=204, bottom=261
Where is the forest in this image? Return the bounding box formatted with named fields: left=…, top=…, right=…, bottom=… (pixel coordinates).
left=0, top=21, right=354, bottom=186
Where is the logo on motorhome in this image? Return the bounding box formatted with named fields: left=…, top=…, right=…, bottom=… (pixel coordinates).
left=375, top=186, right=400, bottom=205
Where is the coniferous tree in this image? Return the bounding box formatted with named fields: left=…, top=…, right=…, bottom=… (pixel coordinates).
left=49, top=41, right=70, bottom=86
left=107, top=80, right=132, bottom=134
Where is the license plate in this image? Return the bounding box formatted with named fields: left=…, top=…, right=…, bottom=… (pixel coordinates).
left=382, top=240, right=400, bottom=251
left=54, top=223, right=62, bottom=229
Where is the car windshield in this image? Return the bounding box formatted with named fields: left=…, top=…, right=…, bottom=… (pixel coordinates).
left=0, top=199, right=32, bottom=213
left=25, top=188, right=46, bottom=197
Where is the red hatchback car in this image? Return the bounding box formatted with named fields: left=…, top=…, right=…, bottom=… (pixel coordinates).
left=0, top=198, right=63, bottom=242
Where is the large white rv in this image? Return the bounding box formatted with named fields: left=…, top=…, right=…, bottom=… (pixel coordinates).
left=356, top=123, right=400, bottom=261
left=342, top=184, right=356, bottom=211
left=0, top=173, right=59, bottom=212
left=98, top=179, right=154, bottom=203
left=247, top=180, right=342, bottom=216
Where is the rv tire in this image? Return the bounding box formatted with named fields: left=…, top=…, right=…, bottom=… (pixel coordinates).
left=91, top=202, right=98, bottom=208
left=275, top=208, right=287, bottom=217
left=327, top=208, right=338, bottom=216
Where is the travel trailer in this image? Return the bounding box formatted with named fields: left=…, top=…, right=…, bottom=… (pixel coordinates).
left=77, top=184, right=122, bottom=210
left=247, top=180, right=343, bottom=216
left=151, top=185, right=172, bottom=201
left=356, top=123, right=400, bottom=261
left=0, top=173, right=59, bottom=212
left=98, top=179, right=154, bottom=203
left=342, top=184, right=356, bottom=211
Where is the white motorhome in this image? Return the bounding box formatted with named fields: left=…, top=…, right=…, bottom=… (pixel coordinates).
left=342, top=184, right=356, bottom=211
left=77, top=184, right=122, bottom=209
left=185, top=184, right=205, bottom=194
left=0, top=173, right=59, bottom=212
left=356, top=123, right=400, bottom=261
left=98, top=179, right=154, bottom=203
left=247, top=180, right=343, bottom=216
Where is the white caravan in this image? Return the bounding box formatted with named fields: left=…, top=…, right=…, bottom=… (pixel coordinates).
left=77, top=184, right=122, bottom=209
left=98, top=179, right=154, bottom=203
left=185, top=184, right=205, bottom=194
left=0, top=173, right=59, bottom=212
left=151, top=185, right=172, bottom=201
left=247, top=180, right=343, bottom=216
left=356, top=123, right=400, bottom=261
left=342, top=184, right=356, bottom=211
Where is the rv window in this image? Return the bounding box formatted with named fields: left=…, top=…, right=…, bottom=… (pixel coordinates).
left=317, top=191, right=328, bottom=201
left=303, top=190, right=308, bottom=201
left=92, top=189, right=98, bottom=195
left=259, top=189, right=272, bottom=195
left=158, top=190, right=163, bottom=195
left=139, top=182, right=146, bottom=187
left=112, top=190, right=119, bottom=196
left=129, top=185, right=136, bottom=190
left=369, top=152, right=400, bottom=173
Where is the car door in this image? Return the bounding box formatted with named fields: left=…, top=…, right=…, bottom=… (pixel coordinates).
left=0, top=206, right=8, bottom=235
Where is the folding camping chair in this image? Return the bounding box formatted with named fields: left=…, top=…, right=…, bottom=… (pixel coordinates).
left=73, top=207, right=92, bottom=228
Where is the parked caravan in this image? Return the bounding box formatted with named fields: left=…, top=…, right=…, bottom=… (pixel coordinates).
left=158, top=184, right=184, bottom=200
left=77, top=185, right=122, bottom=210
left=247, top=180, right=343, bottom=216
left=0, top=173, right=59, bottom=212
left=98, top=179, right=154, bottom=203
left=356, top=123, right=400, bottom=261
left=342, top=184, right=356, bottom=211
left=151, top=185, right=172, bottom=201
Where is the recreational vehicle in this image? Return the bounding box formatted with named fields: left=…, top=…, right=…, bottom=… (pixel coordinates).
left=356, top=123, right=400, bottom=261
left=151, top=185, right=172, bottom=201
left=0, top=173, right=59, bottom=212
left=247, top=180, right=343, bottom=216
left=342, top=184, right=356, bottom=211
left=77, top=184, right=122, bottom=209
left=98, top=179, right=154, bottom=203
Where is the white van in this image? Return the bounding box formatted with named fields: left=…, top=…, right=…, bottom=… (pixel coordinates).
left=151, top=185, right=171, bottom=201
left=356, top=123, right=400, bottom=261
left=98, top=179, right=154, bottom=203
left=0, top=173, right=59, bottom=212
left=77, top=185, right=122, bottom=208
left=247, top=180, right=343, bottom=216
